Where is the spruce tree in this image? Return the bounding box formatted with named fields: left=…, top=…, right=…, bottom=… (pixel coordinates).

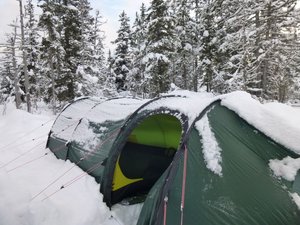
left=131, top=3, right=148, bottom=96
left=145, top=0, right=174, bottom=96
left=0, top=24, right=22, bottom=108
left=24, top=0, right=41, bottom=107
left=243, top=0, right=299, bottom=102
left=18, top=0, right=31, bottom=112
left=59, top=0, right=82, bottom=100
left=90, top=9, right=107, bottom=94
left=38, top=0, right=63, bottom=111
left=76, top=3, right=106, bottom=96
left=39, top=0, right=84, bottom=107
left=112, top=11, right=132, bottom=92
left=172, top=0, right=194, bottom=90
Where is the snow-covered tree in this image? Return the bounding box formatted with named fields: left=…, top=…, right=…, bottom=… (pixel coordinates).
left=24, top=0, right=41, bottom=108
left=130, top=3, right=148, bottom=96
left=18, top=0, right=31, bottom=112
left=208, top=0, right=249, bottom=94
left=38, top=0, right=63, bottom=111
left=241, top=0, right=299, bottom=102
left=144, top=0, right=174, bottom=96
left=111, top=11, right=132, bottom=91
left=58, top=0, right=83, bottom=101
left=172, top=0, right=195, bottom=90
left=38, top=0, right=91, bottom=107
left=76, top=4, right=107, bottom=96
left=0, top=23, right=22, bottom=108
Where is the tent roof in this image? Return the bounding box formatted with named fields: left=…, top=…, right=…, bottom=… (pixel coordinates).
left=71, top=98, right=145, bottom=150
left=50, top=97, right=103, bottom=140
left=49, top=91, right=300, bottom=155
left=221, top=92, right=300, bottom=154
left=163, top=90, right=300, bottom=155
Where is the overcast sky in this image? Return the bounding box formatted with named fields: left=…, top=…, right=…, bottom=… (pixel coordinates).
left=0, top=0, right=150, bottom=52
left=91, top=0, right=150, bottom=51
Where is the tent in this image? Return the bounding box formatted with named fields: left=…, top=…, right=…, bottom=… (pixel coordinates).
left=47, top=91, right=300, bottom=225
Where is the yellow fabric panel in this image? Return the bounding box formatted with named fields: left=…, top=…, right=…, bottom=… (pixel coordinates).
left=112, top=157, right=143, bottom=191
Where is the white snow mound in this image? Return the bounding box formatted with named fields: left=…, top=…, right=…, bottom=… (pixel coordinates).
left=221, top=91, right=300, bottom=154
left=269, top=157, right=300, bottom=181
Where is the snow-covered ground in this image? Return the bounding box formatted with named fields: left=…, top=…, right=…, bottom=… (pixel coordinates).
left=0, top=103, right=141, bottom=225
left=0, top=92, right=300, bottom=225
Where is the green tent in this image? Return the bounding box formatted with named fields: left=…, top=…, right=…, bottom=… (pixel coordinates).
left=47, top=93, right=300, bottom=225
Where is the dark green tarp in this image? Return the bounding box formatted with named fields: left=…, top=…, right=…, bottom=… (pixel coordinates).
left=47, top=96, right=300, bottom=225
left=137, top=103, right=300, bottom=225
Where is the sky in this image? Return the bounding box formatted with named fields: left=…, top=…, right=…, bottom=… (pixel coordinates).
left=0, top=0, right=20, bottom=44
left=0, top=0, right=150, bottom=52
left=90, top=0, right=150, bottom=51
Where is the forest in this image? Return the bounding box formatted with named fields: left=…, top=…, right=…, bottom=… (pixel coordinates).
left=0, top=0, right=300, bottom=113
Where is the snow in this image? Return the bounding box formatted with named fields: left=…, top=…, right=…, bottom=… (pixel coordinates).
left=71, top=98, right=145, bottom=150
left=221, top=91, right=300, bottom=154
left=290, top=193, right=300, bottom=210
left=184, top=43, right=193, bottom=51
left=66, top=5, right=78, bottom=11
left=52, top=92, right=217, bottom=139
left=203, top=30, right=209, bottom=37
left=269, top=156, right=300, bottom=181
left=142, top=53, right=170, bottom=63
left=167, top=90, right=300, bottom=173
left=85, top=73, right=99, bottom=84
left=1, top=90, right=300, bottom=224
left=51, top=97, right=103, bottom=140
left=0, top=104, right=141, bottom=225
left=148, top=91, right=216, bottom=124
left=203, top=58, right=211, bottom=65
left=195, top=114, right=222, bottom=176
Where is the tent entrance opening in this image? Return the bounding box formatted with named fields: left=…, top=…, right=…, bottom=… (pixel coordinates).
left=111, top=114, right=182, bottom=204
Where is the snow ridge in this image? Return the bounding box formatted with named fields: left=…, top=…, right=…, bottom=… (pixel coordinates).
left=290, top=193, right=300, bottom=210
left=195, top=114, right=222, bottom=176
left=221, top=91, right=300, bottom=155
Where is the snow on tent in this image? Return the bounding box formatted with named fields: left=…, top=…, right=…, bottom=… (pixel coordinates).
left=47, top=91, right=300, bottom=225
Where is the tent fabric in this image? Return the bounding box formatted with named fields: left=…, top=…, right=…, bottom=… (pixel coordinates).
left=49, top=97, right=103, bottom=141
left=47, top=97, right=103, bottom=159
left=47, top=93, right=300, bottom=225
left=47, top=97, right=144, bottom=181
left=138, top=103, right=300, bottom=225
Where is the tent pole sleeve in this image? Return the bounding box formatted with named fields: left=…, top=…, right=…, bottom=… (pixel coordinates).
left=180, top=145, right=188, bottom=225
left=163, top=196, right=168, bottom=225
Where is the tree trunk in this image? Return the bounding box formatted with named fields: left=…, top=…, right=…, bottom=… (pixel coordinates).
left=261, top=3, right=272, bottom=98
left=12, top=25, right=22, bottom=109
left=19, top=0, right=31, bottom=113
left=193, top=58, right=198, bottom=92
left=50, top=55, right=56, bottom=114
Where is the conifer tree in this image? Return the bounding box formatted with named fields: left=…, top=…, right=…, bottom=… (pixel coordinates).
left=18, top=0, right=31, bottom=112
left=0, top=27, right=22, bottom=108
left=242, top=0, right=299, bottom=101
left=131, top=3, right=148, bottom=96
left=144, top=0, right=174, bottom=96
left=24, top=0, right=41, bottom=107
left=90, top=9, right=107, bottom=92
left=76, top=3, right=106, bottom=96
left=39, top=0, right=84, bottom=106
left=112, top=11, right=132, bottom=92
left=59, top=0, right=82, bottom=100
left=172, top=0, right=194, bottom=90
left=38, top=0, right=63, bottom=111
